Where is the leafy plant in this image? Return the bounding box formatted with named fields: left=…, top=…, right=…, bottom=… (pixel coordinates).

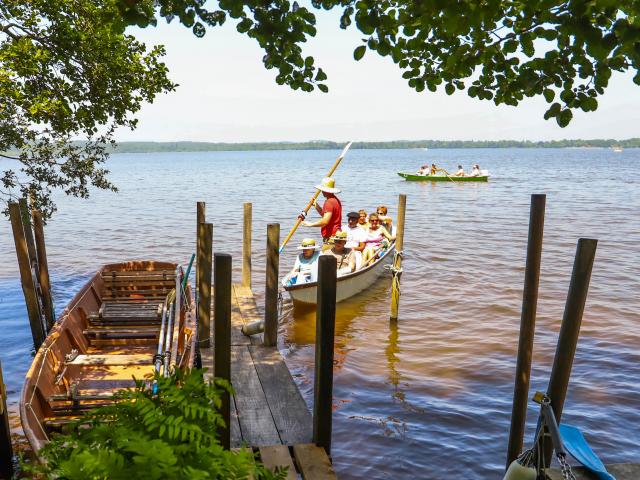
left=23, top=369, right=287, bottom=480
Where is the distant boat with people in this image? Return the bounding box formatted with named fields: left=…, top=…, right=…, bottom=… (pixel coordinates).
left=612, top=146, right=623, bottom=152
left=398, top=162, right=490, bottom=182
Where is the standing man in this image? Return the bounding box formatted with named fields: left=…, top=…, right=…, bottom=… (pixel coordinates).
left=301, top=177, right=342, bottom=244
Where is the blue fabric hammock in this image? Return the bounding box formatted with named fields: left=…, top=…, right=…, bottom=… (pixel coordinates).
left=559, top=424, right=616, bottom=480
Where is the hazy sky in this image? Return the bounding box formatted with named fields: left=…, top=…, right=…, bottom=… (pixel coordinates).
left=119, top=10, right=640, bottom=142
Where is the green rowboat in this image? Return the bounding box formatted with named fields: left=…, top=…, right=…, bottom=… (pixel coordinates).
left=397, top=172, right=489, bottom=182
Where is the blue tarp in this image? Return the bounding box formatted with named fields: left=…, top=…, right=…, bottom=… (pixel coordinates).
left=560, top=424, right=616, bottom=480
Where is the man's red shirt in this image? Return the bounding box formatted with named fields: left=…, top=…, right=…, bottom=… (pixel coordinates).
left=321, top=196, right=342, bottom=239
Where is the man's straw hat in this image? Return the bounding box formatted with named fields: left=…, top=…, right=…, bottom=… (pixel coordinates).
left=316, top=177, right=341, bottom=194
left=297, top=238, right=321, bottom=250
left=330, top=231, right=348, bottom=242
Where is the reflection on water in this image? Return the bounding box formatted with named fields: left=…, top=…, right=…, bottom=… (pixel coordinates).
left=1, top=148, right=639, bottom=478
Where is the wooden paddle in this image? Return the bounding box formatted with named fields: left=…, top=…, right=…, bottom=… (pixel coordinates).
left=440, top=168, right=456, bottom=182
left=279, top=142, right=352, bottom=254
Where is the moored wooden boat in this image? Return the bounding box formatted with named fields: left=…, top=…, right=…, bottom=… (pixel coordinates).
left=397, top=172, right=489, bottom=182
left=283, top=244, right=395, bottom=304
left=20, top=261, right=195, bottom=454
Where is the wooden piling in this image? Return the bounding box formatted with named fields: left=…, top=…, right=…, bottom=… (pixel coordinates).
left=196, top=202, right=206, bottom=292
left=197, top=222, right=213, bottom=349
left=0, top=361, right=13, bottom=479
left=214, top=253, right=232, bottom=450
left=506, top=194, right=546, bottom=468
left=313, top=255, right=337, bottom=455
left=18, top=198, right=37, bottom=270
left=242, top=202, right=252, bottom=288
left=390, top=194, right=406, bottom=322
left=32, top=210, right=55, bottom=331
left=264, top=223, right=280, bottom=347
left=540, top=238, right=597, bottom=467
left=9, top=202, right=46, bottom=349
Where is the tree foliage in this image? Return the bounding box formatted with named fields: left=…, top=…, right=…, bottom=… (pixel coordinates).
left=1, top=0, right=174, bottom=218
left=2, top=0, right=639, bottom=216
left=23, top=368, right=287, bottom=480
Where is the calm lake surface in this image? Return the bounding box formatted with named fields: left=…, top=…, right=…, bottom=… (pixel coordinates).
left=1, top=148, right=639, bottom=478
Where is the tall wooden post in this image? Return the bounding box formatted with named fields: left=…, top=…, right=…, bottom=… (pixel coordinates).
left=242, top=202, right=252, bottom=288
left=506, top=194, right=546, bottom=468
left=313, top=255, right=337, bottom=455
left=32, top=211, right=55, bottom=331
left=9, top=202, right=45, bottom=349
left=264, top=223, right=280, bottom=347
left=539, top=238, right=597, bottom=467
left=390, top=194, right=406, bottom=321
left=18, top=198, right=37, bottom=270
left=197, top=222, right=213, bottom=349
left=0, top=361, right=13, bottom=479
left=196, top=202, right=206, bottom=292
left=214, top=253, right=232, bottom=450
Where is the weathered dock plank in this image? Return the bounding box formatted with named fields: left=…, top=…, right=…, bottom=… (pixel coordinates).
left=259, top=445, right=297, bottom=480
left=293, top=444, right=338, bottom=480
left=231, top=345, right=281, bottom=446
left=249, top=345, right=312, bottom=445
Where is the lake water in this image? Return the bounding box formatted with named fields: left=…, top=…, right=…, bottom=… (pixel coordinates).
left=1, top=148, right=639, bottom=478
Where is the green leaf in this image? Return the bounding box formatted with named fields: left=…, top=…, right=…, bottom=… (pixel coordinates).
left=445, top=83, right=455, bottom=95
left=556, top=109, right=573, bottom=127
left=353, top=45, right=366, bottom=61
left=318, top=84, right=329, bottom=93
left=543, top=88, right=555, bottom=103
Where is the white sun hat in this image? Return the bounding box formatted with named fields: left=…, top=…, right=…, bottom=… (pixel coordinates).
left=297, top=238, right=321, bottom=250
left=315, top=177, right=341, bottom=194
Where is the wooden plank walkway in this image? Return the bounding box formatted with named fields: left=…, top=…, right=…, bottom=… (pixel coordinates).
left=201, top=284, right=337, bottom=479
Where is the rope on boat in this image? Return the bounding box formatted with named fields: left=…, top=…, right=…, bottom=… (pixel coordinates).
left=509, top=394, right=576, bottom=480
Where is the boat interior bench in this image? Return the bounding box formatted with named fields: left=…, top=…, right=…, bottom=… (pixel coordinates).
left=100, top=270, right=176, bottom=301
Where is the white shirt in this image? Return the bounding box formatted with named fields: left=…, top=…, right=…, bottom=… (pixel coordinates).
left=344, top=225, right=366, bottom=249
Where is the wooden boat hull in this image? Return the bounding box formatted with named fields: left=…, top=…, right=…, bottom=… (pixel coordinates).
left=283, top=245, right=395, bottom=305
left=397, top=172, right=489, bottom=182
left=20, top=261, right=195, bottom=454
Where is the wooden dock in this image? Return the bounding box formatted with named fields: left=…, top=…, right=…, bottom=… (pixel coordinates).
left=200, top=284, right=337, bottom=479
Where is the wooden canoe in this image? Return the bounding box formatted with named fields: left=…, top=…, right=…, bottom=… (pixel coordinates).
left=20, top=261, right=196, bottom=453
left=397, top=172, right=489, bottom=182
left=283, top=244, right=395, bottom=305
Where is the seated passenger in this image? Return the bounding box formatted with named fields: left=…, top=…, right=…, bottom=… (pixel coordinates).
left=344, top=211, right=366, bottom=269
left=376, top=205, right=393, bottom=233
left=430, top=163, right=438, bottom=175
left=362, top=213, right=395, bottom=264
left=454, top=164, right=465, bottom=176
left=358, top=209, right=369, bottom=229
left=417, top=164, right=429, bottom=175
left=469, top=164, right=481, bottom=177
left=322, top=231, right=356, bottom=276
left=282, top=238, right=320, bottom=286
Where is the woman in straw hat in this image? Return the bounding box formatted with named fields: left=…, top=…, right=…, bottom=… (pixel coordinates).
left=282, top=238, right=321, bottom=286
left=301, top=176, right=342, bottom=244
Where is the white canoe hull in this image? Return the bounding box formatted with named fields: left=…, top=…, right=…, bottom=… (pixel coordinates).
left=283, top=245, right=395, bottom=305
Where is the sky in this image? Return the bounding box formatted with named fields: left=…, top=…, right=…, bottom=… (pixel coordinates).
left=117, top=9, right=640, bottom=143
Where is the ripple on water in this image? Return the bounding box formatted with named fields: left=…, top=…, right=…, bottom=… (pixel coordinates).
left=1, top=148, right=639, bottom=478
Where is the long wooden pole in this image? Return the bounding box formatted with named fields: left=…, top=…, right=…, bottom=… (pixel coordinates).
left=214, top=253, right=232, bottom=450
left=264, top=223, right=280, bottom=347
left=506, top=194, right=546, bottom=468
left=389, top=194, right=406, bottom=321
left=9, top=202, right=46, bottom=349
left=197, top=222, right=213, bottom=349
left=0, top=360, right=13, bottom=479
left=242, top=202, right=252, bottom=288
left=540, top=238, right=597, bottom=467
left=18, top=198, right=37, bottom=270
left=32, top=210, right=55, bottom=331
left=279, top=142, right=352, bottom=253
left=313, top=255, right=337, bottom=455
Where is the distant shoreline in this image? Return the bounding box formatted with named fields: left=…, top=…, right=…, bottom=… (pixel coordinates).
left=2, top=139, right=637, bottom=157
left=109, top=139, right=639, bottom=153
